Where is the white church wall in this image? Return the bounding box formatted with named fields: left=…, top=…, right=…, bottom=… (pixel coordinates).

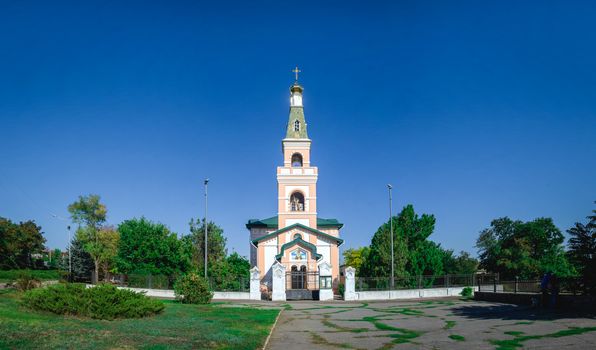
left=317, top=244, right=331, bottom=265
left=264, top=244, right=277, bottom=282
left=285, top=219, right=309, bottom=227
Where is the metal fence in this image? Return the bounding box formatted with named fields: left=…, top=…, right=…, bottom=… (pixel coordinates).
left=96, top=273, right=249, bottom=292
left=286, top=271, right=320, bottom=290
left=355, top=274, right=485, bottom=292
left=478, top=276, right=584, bottom=295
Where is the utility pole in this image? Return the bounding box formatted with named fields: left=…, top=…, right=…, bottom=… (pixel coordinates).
left=388, top=184, right=394, bottom=289
left=204, top=179, right=209, bottom=279
left=67, top=225, right=72, bottom=281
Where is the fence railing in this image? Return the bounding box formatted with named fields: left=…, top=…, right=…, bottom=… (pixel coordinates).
left=355, top=274, right=489, bottom=292
left=478, top=276, right=584, bottom=295
left=99, top=273, right=249, bottom=292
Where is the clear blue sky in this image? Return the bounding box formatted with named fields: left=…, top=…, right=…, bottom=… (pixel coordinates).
left=1, top=1, right=595, bottom=259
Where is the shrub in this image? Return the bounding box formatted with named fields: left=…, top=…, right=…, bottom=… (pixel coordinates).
left=13, top=271, right=41, bottom=291
left=460, top=286, right=473, bottom=298
left=0, top=269, right=61, bottom=282
left=174, top=272, right=213, bottom=304
left=22, top=283, right=164, bottom=320
left=338, top=283, right=345, bottom=298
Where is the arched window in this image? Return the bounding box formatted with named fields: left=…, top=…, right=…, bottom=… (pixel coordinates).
left=291, top=153, right=303, bottom=167
left=294, top=120, right=300, bottom=132
left=290, top=192, right=305, bottom=211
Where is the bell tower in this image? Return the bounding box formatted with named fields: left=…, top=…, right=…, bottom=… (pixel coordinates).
left=277, top=68, right=318, bottom=229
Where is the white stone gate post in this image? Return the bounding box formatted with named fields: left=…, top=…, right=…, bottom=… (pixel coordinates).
left=318, top=262, right=333, bottom=301
left=249, top=266, right=261, bottom=300
left=344, top=266, right=357, bottom=301
left=271, top=262, right=286, bottom=301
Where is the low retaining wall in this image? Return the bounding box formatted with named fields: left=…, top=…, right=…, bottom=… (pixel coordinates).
left=212, top=291, right=251, bottom=300
left=355, top=286, right=478, bottom=301
left=88, top=285, right=251, bottom=300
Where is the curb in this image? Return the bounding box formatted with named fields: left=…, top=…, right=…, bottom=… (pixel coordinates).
left=262, top=308, right=283, bottom=350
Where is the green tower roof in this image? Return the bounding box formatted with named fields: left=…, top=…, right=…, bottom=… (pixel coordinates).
left=285, top=83, right=309, bottom=139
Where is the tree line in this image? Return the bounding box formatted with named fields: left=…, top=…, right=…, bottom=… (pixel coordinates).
left=344, top=203, right=595, bottom=293
left=1, top=194, right=250, bottom=290
left=68, top=194, right=249, bottom=289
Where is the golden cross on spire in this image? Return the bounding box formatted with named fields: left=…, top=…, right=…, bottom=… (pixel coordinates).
left=292, top=66, right=301, bottom=82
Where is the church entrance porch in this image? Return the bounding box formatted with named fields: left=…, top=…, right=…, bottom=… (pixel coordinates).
left=285, top=268, right=320, bottom=300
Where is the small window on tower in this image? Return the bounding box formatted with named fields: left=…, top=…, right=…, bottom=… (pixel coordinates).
left=294, top=120, right=300, bottom=132
left=291, top=153, right=303, bottom=167
left=290, top=192, right=305, bottom=211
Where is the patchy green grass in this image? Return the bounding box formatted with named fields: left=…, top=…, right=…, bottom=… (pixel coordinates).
left=444, top=320, right=456, bottom=329
left=310, top=332, right=355, bottom=349
left=321, top=316, right=370, bottom=333
left=360, top=316, right=422, bottom=344
left=504, top=331, right=524, bottom=336
left=514, top=321, right=534, bottom=325
left=0, top=289, right=279, bottom=349
left=0, top=269, right=61, bottom=282
left=449, top=334, right=465, bottom=341
left=490, top=327, right=596, bottom=350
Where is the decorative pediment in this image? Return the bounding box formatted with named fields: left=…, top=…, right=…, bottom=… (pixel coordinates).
left=318, top=261, right=332, bottom=276
left=275, top=235, right=322, bottom=261
left=251, top=223, right=343, bottom=246
left=250, top=266, right=260, bottom=280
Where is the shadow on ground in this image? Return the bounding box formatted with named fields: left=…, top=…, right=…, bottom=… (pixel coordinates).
left=452, top=303, right=596, bottom=321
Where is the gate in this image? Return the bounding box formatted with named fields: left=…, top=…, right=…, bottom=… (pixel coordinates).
left=285, top=267, right=319, bottom=300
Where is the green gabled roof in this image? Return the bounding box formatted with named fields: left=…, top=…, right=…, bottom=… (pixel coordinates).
left=246, top=216, right=343, bottom=229
left=275, top=235, right=322, bottom=261
left=251, top=223, right=344, bottom=246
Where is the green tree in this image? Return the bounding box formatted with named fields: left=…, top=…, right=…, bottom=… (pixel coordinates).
left=117, top=217, right=190, bottom=276
left=208, top=252, right=251, bottom=291
left=442, top=250, right=478, bottom=275
left=68, top=194, right=108, bottom=282
left=69, top=236, right=95, bottom=281
left=343, top=247, right=370, bottom=274
left=67, top=194, right=107, bottom=230
left=92, top=226, right=120, bottom=280
left=476, top=217, right=573, bottom=279
left=0, top=217, right=45, bottom=269
left=44, top=248, right=63, bottom=269
left=567, top=204, right=596, bottom=294
left=361, top=205, right=443, bottom=279
left=187, top=219, right=227, bottom=276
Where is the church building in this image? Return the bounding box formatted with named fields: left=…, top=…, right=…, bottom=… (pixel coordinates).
left=247, top=73, right=344, bottom=296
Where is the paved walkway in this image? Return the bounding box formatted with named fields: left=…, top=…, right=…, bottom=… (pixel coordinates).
left=261, top=298, right=596, bottom=350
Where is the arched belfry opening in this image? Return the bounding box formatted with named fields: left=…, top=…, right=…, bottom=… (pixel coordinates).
left=291, top=153, right=303, bottom=167
left=290, top=191, right=305, bottom=211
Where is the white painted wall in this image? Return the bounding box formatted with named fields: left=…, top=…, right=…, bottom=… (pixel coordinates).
left=286, top=219, right=309, bottom=227
left=264, top=244, right=277, bottom=278
left=353, top=286, right=479, bottom=301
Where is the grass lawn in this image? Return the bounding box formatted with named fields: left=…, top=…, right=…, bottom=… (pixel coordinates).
left=0, top=289, right=279, bottom=349
left=0, top=269, right=61, bottom=283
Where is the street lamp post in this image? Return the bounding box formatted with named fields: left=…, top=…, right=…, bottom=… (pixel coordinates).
left=387, top=184, right=394, bottom=289
left=204, top=179, right=209, bottom=279
left=52, top=214, right=72, bottom=281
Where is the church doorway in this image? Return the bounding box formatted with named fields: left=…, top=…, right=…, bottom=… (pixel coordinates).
left=286, top=265, right=320, bottom=300
left=290, top=265, right=307, bottom=289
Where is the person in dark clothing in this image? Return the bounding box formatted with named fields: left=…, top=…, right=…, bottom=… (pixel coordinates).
left=540, top=272, right=552, bottom=307
left=549, top=274, right=560, bottom=308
